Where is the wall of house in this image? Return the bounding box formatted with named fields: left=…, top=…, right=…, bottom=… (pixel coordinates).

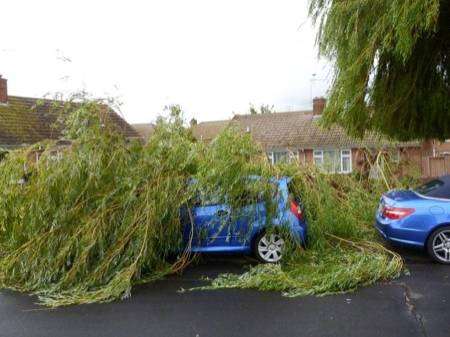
left=352, top=147, right=423, bottom=176
left=276, top=146, right=427, bottom=177
left=351, top=147, right=423, bottom=176
left=352, top=148, right=366, bottom=172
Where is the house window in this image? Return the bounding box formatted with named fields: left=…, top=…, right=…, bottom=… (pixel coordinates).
left=340, top=150, right=352, bottom=173
left=267, top=151, right=297, bottom=165
left=314, top=149, right=339, bottom=172
left=273, top=151, right=288, bottom=164
left=313, top=150, right=324, bottom=167
left=313, top=149, right=352, bottom=173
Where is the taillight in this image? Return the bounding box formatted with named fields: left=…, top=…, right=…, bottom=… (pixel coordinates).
left=382, top=206, right=415, bottom=220
left=290, top=201, right=303, bottom=220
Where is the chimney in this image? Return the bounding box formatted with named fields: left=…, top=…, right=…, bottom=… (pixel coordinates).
left=0, top=75, right=7, bottom=104
left=312, top=97, right=326, bottom=116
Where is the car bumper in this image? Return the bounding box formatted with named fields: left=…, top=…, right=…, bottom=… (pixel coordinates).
left=290, top=222, right=307, bottom=246
left=374, top=218, right=426, bottom=248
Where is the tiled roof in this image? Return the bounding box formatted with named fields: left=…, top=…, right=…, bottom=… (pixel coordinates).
left=188, top=111, right=420, bottom=149
left=0, top=96, right=140, bottom=148
left=232, top=111, right=421, bottom=149
left=132, top=123, right=155, bottom=141
left=191, top=120, right=230, bottom=141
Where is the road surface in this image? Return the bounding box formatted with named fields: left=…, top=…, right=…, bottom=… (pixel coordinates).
left=0, top=249, right=448, bottom=337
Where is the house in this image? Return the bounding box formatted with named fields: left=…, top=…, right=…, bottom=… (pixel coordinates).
left=190, top=119, right=230, bottom=142
left=192, top=97, right=423, bottom=174
left=0, top=75, right=140, bottom=149
left=132, top=123, right=155, bottom=141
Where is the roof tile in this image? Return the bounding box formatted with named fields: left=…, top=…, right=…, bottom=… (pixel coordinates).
left=232, top=111, right=421, bottom=149
left=191, top=120, right=230, bottom=141
left=0, top=96, right=140, bottom=147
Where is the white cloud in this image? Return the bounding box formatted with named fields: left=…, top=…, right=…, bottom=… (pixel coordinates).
left=0, top=0, right=331, bottom=123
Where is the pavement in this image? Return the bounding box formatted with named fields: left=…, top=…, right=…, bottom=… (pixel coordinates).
left=0, top=248, right=449, bottom=337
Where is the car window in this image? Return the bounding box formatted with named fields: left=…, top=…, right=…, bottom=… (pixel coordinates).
left=414, top=179, right=450, bottom=199
left=192, top=183, right=276, bottom=207
left=235, top=184, right=265, bottom=204
left=287, top=180, right=301, bottom=204
left=415, top=179, right=444, bottom=195
left=191, top=191, right=222, bottom=206
left=240, top=180, right=279, bottom=204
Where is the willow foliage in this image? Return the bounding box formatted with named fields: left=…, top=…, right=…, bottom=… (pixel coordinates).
left=310, top=0, right=449, bottom=140
left=0, top=102, right=409, bottom=306
left=0, top=102, right=273, bottom=306
left=201, top=165, right=408, bottom=296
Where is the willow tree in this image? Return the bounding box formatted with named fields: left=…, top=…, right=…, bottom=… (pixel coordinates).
left=309, top=0, right=449, bottom=141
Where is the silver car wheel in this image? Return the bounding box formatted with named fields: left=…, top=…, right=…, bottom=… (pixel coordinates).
left=432, top=230, right=450, bottom=263
left=257, top=233, right=284, bottom=263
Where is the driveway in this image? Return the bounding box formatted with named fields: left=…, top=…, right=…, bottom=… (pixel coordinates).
left=0, top=249, right=448, bottom=337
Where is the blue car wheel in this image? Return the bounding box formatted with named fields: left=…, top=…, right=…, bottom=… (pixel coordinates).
left=427, top=226, right=450, bottom=264
left=253, top=231, right=285, bottom=263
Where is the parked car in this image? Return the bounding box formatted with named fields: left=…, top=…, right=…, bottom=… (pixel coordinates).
left=181, top=177, right=307, bottom=263
left=375, top=175, right=450, bottom=264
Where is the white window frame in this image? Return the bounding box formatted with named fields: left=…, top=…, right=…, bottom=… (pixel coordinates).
left=313, top=150, right=324, bottom=167
left=276, top=151, right=288, bottom=164
left=289, top=150, right=299, bottom=163
left=267, top=150, right=298, bottom=165
left=313, top=149, right=352, bottom=174
left=267, top=152, right=275, bottom=165
left=340, top=149, right=352, bottom=174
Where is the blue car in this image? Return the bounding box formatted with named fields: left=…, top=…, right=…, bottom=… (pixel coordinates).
left=375, top=175, right=450, bottom=264
left=181, top=177, right=307, bottom=263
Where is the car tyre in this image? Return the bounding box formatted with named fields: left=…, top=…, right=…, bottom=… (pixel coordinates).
left=253, top=231, right=285, bottom=263
left=427, top=225, right=450, bottom=264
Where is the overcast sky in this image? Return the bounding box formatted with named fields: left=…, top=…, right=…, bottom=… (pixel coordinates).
left=1, top=0, right=331, bottom=124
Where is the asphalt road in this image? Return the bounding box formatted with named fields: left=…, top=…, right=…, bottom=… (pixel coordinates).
left=0, top=249, right=449, bottom=337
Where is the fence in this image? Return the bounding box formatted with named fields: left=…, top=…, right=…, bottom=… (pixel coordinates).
left=421, top=155, right=450, bottom=178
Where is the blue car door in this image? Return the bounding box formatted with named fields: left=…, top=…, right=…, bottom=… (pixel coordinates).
left=229, top=201, right=266, bottom=246
left=192, top=204, right=231, bottom=247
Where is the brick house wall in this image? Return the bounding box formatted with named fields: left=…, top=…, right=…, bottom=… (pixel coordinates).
left=302, top=147, right=423, bottom=175
left=352, top=148, right=365, bottom=171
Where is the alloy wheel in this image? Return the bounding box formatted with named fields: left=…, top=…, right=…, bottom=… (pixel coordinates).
left=257, top=233, right=284, bottom=263
left=432, top=230, right=450, bottom=263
